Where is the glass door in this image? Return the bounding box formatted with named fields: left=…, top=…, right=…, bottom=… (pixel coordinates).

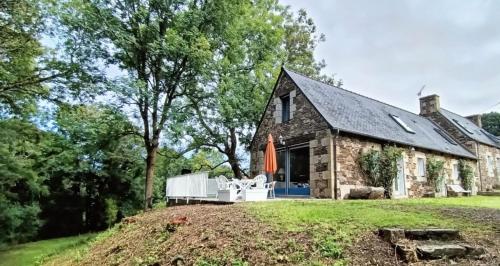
left=394, top=158, right=406, bottom=196
left=288, top=146, right=310, bottom=195
left=274, top=145, right=310, bottom=196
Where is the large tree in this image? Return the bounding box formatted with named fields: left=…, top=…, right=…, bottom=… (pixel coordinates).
left=0, top=0, right=86, bottom=115
left=0, top=119, right=47, bottom=244
left=188, top=5, right=337, bottom=178
left=55, top=0, right=252, bottom=209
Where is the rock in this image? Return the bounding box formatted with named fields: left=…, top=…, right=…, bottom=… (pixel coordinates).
left=350, top=187, right=384, bottom=199
left=459, top=243, right=486, bottom=257
left=379, top=228, right=405, bottom=244
left=395, top=243, right=418, bottom=263
left=416, top=244, right=466, bottom=259
left=368, top=187, right=385, bottom=199
left=405, top=229, right=460, bottom=241
left=171, top=255, right=185, bottom=266
left=350, top=187, right=371, bottom=199
left=423, top=192, right=436, bottom=198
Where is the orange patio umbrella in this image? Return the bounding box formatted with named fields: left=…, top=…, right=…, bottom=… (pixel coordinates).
left=264, top=134, right=278, bottom=178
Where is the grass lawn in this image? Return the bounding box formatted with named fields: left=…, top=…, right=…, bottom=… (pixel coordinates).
left=0, top=234, right=96, bottom=266
left=248, top=196, right=498, bottom=233
left=246, top=196, right=499, bottom=262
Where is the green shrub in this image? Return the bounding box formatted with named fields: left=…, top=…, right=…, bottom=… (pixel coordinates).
left=104, top=198, right=118, bottom=227
left=317, top=238, right=343, bottom=259
left=426, top=157, right=445, bottom=192
left=458, top=160, right=474, bottom=191
left=359, top=150, right=380, bottom=186
left=358, top=145, right=403, bottom=198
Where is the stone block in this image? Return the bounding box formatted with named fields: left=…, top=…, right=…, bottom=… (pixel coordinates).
left=315, top=162, right=328, bottom=172
left=310, top=139, right=318, bottom=148
left=349, top=187, right=371, bottom=199
left=378, top=228, right=405, bottom=244
left=460, top=243, right=486, bottom=258
left=405, top=229, right=459, bottom=241
left=321, top=137, right=329, bottom=147
left=395, top=243, right=418, bottom=263
left=416, top=244, right=466, bottom=259
left=368, top=187, right=385, bottom=199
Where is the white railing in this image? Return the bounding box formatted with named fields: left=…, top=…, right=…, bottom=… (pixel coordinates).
left=165, top=172, right=209, bottom=200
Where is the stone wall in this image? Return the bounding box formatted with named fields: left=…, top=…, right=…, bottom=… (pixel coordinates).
left=249, top=72, right=331, bottom=198
left=334, top=134, right=478, bottom=199
left=422, top=111, right=499, bottom=190
left=476, top=143, right=500, bottom=190
left=309, top=129, right=333, bottom=198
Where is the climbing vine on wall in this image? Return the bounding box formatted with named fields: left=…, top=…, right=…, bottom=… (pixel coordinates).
left=359, top=149, right=380, bottom=187
left=359, top=145, right=403, bottom=198
left=458, top=160, right=474, bottom=191
left=426, top=157, right=445, bottom=192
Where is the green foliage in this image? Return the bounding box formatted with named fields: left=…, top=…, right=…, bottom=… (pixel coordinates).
left=51, top=0, right=270, bottom=207
left=0, top=0, right=45, bottom=114
left=358, top=146, right=403, bottom=198
left=458, top=160, right=474, bottom=191
left=187, top=4, right=337, bottom=178
left=0, top=119, right=48, bottom=244
left=40, top=104, right=144, bottom=236
left=481, top=112, right=500, bottom=136
left=358, top=149, right=380, bottom=186
left=379, top=146, right=403, bottom=198
left=104, top=198, right=118, bottom=228
left=317, top=238, right=343, bottom=259
left=426, top=157, right=445, bottom=192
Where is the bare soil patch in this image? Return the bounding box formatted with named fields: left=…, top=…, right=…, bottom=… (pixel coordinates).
left=76, top=204, right=326, bottom=265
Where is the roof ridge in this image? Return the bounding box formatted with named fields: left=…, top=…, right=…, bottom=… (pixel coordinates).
left=283, top=67, right=424, bottom=119
left=440, top=108, right=468, bottom=118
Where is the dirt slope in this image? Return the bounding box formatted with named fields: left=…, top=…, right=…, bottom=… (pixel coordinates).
left=76, top=204, right=329, bottom=265
left=54, top=204, right=498, bottom=266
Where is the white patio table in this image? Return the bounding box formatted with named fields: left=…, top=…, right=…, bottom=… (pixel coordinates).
left=231, top=179, right=256, bottom=190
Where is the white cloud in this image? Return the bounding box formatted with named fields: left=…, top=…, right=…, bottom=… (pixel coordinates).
left=281, top=0, right=500, bottom=115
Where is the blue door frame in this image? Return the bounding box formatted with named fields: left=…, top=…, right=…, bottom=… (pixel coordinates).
left=275, top=144, right=310, bottom=197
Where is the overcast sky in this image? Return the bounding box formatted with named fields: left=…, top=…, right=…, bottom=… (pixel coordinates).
left=280, top=0, right=500, bottom=115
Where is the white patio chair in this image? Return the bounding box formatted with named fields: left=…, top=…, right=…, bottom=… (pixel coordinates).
left=216, top=175, right=241, bottom=201
left=265, top=181, right=277, bottom=199
left=253, top=174, right=267, bottom=189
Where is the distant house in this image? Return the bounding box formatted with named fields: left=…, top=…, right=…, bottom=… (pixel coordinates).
left=420, top=95, right=500, bottom=190
left=250, top=68, right=483, bottom=199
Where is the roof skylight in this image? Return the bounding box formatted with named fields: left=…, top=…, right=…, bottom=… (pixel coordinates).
left=389, top=114, right=415, bottom=134
left=452, top=119, right=473, bottom=134
left=434, top=128, right=457, bottom=145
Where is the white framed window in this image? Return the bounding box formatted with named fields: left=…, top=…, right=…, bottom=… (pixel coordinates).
left=417, top=157, right=426, bottom=181
left=487, top=156, right=494, bottom=177
left=452, top=163, right=459, bottom=181
left=281, top=94, right=290, bottom=122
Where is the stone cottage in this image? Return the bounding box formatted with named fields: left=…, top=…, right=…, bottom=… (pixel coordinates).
left=420, top=95, right=500, bottom=190
left=250, top=68, right=479, bottom=199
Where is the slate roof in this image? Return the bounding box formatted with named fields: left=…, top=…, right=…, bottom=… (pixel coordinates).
left=284, top=68, right=476, bottom=159
left=439, top=109, right=500, bottom=148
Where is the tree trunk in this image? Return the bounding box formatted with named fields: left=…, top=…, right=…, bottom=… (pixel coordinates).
left=226, top=127, right=243, bottom=179
left=228, top=154, right=242, bottom=179
left=144, top=146, right=158, bottom=210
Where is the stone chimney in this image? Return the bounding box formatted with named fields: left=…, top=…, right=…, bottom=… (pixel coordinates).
left=419, top=94, right=440, bottom=116
left=465, top=114, right=482, bottom=128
